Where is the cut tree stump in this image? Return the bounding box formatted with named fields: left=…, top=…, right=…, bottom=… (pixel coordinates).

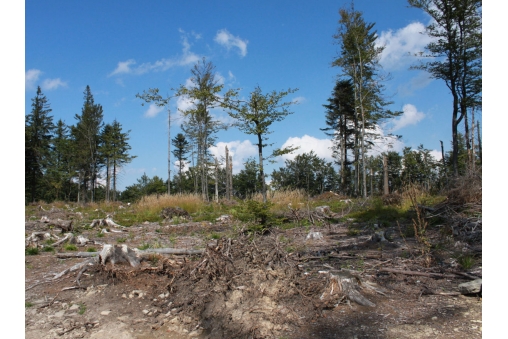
left=320, top=271, right=376, bottom=307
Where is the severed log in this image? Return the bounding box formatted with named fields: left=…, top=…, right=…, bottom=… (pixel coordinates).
left=137, top=248, right=204, bottom=256
left=379, top=268, right=458, bottom=279
left=52, top=233, right=75, bottom=247
left=90, top=215, right=124, bottom=229
left=320, top=271, right=376, bottom=307
left=56, top=252, right=98, bottom=258
left=99, top=244, right=140, bottom=267
left=56, top=247, right=204, bottom=259
left=47, top=219, right=73, bottom=233
left=25, top=232, right=56, bottom=247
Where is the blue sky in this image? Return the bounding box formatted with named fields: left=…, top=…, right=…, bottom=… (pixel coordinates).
left=24, top=0, right=483, bottom=191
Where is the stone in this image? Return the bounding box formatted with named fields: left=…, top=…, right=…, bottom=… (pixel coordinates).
left=100, top=310, right=111, bottom=316
left=458, top=279, right=482, bottom=294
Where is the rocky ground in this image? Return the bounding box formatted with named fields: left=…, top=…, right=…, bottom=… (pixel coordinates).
left=24, top=205, right=482, bottom=339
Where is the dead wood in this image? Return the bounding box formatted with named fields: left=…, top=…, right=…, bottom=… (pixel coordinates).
left=56, top=252, right=98, bottom=259
left=320, top=271, right=376, bottom=307
left=90, top=215, right=124, bottom=228
left=379, top=268, right=458, bottom=279
left=52, top=233, right=75, bottom=247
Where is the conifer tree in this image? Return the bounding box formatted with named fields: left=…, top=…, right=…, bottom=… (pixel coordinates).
left=25, top=86, right=54, bottom=203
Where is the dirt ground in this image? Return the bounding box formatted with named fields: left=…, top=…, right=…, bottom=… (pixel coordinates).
left=25, top=207, right=482, bottom=339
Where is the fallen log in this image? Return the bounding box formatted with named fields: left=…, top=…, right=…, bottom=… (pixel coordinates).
left=55, top=247, right=205, bottom=259
left=90, top=215, right=124, bottom=228
left=378, top=268, right=457, bottom=279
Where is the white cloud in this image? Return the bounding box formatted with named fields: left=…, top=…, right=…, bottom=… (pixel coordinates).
left=429, top=150, right=442, bottom=161
left=391, top=104, right=425, bottom=131
left=109, top=35, right=200, bottom=76
left=208, top=140, right=258, bottom=174
left=176, top=94, right=195, bottom=114
left=109, top=59, right=136, bottom=76
left=144, top=104, right=165, bottom=118
left=26, top=69, right=67, bottom=91
left=280, top=135, right=334, bottom=162
left=214, top=29, right=248, bottom=57
left=25, top=69, right=41, bottom=89
left=376, top=22, right=434, bottom=70
left=42, top=78, right=67, bottom=90
left=366, top=125, right=405, bottom=156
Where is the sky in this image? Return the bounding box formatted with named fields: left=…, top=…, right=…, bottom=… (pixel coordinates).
left=22, top=0, right=483, bottom=191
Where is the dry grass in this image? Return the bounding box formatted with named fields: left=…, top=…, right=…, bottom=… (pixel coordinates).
left=135, top=193, right=206, bottom=214
left=251, top=189, right=309, bottom=212
left=446, top=167, right=482, bottom=205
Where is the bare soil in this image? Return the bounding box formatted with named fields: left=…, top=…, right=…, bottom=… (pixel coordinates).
left=25, top=207, right=482, bottom=339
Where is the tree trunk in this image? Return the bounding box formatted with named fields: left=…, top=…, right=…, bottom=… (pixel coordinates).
left=383, top=154, right=389, bottom=195
left=257, top=132, right=267, bottom=203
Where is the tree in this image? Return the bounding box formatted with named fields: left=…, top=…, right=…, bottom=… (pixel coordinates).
left=233, top=157, right=263, bottom=199
left=46, top=119, right=75, bottom=201
left=136, top=88, right=173, bottom=194
left=25, top=86, right=55, bottom=203
left=332, top=4, right=400, bottom=197
left=100, top=120, right=136, bottom=201
left=321, top=79, right=356, bottom=195
left=175, top=58, right=234, bottom=201
left=270, top=151, right=339, bottom=196
left=71, top=85, right=104, bottom=202
left=171, top=133, right=190, bottom=193
left=224, top=86, right=299, bottom=202
left=407, top=0, right=482, bottom=176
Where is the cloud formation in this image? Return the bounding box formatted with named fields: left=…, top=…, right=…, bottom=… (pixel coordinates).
left=25, top=69, right=67, bottom=91
left=208, top=140, right=258, bottom=174
left=144, top=104, right=164, bottom=118
left=109, top=36, right=199, bottom=76
left=391, top=104, right=425, bottom=131
left=214, top=29, right=248, bottom=57
left=376, top=22, right=434, bottom=70
left=280, top=135, right=334, bottom=162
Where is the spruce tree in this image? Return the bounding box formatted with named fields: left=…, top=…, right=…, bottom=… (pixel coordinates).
left=25, top=86, right=54, bottom=203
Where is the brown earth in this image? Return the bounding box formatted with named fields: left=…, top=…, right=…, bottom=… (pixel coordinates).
left=25, top=207, right=482, bottom=339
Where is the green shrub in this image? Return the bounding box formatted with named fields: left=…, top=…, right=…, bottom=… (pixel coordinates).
left=86, top=247, right=97, bottom=252
left=42, top=246, right=55, bottom=252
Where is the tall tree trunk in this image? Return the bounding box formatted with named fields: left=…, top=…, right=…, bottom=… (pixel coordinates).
left=167, top=108, right=171, bottom=195
left=471, top=108, right=476, bottom=171
left=214, top=157, right=219, bottom=203
left=383, top=154, right=389, bottom=195
left=257, top=132, right=267, bottom=203
left=225, top=146, right=230, bottom=200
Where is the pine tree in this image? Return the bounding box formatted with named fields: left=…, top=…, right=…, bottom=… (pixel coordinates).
left=332, top=4, right=401, bottom=197
left=25, top=86, right=55, bottom=203
left=71, top=85, right=104, bottom=202
left=100, top=119, right=136, bottom=201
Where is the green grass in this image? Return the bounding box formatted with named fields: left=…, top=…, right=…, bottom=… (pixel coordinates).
left=78, top=303, right=86, bottom=315
left=25, top=247, right=39, bottom=256
left=457, top=254, right=476, bottom=270
left=138, top=243, right=150, bottom=250
left=86, top=247, right=97, bottom=252
left=117, top=237, right=127, bottom=243
left=42, top=246, right=55, bottom=252
left=64, top=244, right=78, bottom=251
left=25, top=301, right=34, bottom=308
